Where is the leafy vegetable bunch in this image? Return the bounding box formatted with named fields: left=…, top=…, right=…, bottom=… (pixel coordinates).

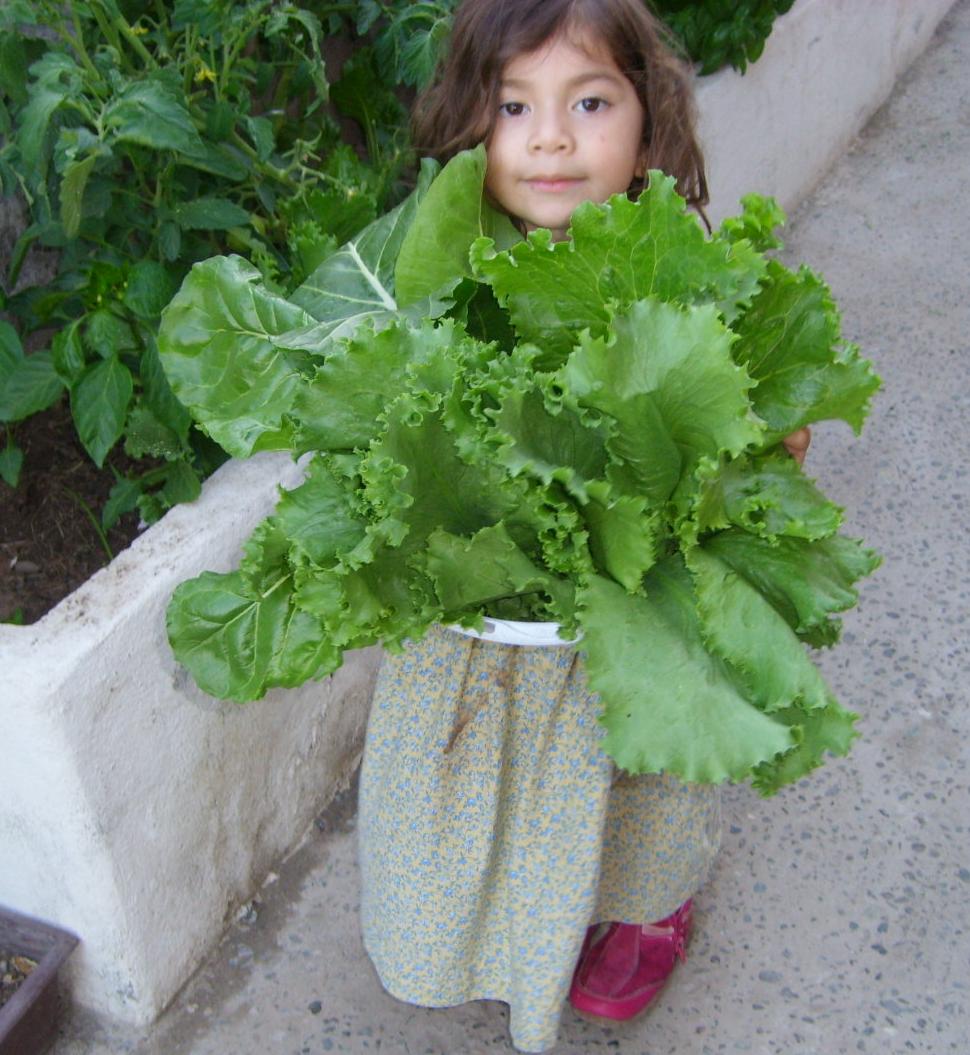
left=159, top=146, right=879, bottom=794
left=0, top=0, right=415, bottom=514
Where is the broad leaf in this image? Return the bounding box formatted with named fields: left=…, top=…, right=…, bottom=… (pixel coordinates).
left=395, top=145, right=519, bottom=307
left=290, top=157, right=441, bottom=340
left=0, top=350, right=64, bottom=422
left=104, top=75, right=205, bottom=155
left=158, top=255, right=316, bottom=457
left=71, top=356, right=134, bottom=466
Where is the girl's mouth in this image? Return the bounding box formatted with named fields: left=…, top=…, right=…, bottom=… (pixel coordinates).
left=526, top=177, right=582, bottom=193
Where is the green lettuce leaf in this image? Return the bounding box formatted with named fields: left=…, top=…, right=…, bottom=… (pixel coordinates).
left=702, top=529, right=880, bottom=647
left=694, top=451, right=843, bottom=541
left=162, top=151, right=880, bottom=792
left=289, top=157, right=446, bottom=341
left=560, top=298, right=764, bottom=471
left=395, top=144, right=520, bottom=307
left=292, top=318, right=463, bottom=453
left=733, top=261, right=881, bottom=441
left=580, top=564, right=796, bottom=782
left=158, top=255, right=314, bottom=457
left=472, top=173, right=767, bottom=366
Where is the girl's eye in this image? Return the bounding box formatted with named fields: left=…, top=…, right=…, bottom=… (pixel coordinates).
left=577, top=97, right=608, bottom=113
left=498, top=101, right=526, bottom=117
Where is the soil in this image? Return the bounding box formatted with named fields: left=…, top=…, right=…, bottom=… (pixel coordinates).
left=0, top=399, right=146, bottom=625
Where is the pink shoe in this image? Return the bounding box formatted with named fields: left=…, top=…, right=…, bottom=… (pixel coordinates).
left=568, top=900, right=693, bottom=1021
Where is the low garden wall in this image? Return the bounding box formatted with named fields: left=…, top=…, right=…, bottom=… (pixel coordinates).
left=0, top=0, right=956, bottom=1028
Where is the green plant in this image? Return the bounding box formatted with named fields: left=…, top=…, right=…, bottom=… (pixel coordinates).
left=158, top=149, right=880, bottom=793
left=0, top=0, right=416, bottom=523
left=650, top=0, right=797, bottom=74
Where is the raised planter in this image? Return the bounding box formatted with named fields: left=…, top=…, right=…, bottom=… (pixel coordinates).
left=0, top=0, right=957, bottom=1032
left=0, top=906, right=78, bottom=1055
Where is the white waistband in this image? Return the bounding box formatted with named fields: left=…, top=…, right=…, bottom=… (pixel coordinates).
left=443, top=619, right=582, bottom=647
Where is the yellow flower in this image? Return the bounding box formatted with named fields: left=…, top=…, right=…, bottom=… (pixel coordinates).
left=194, top=62, right=217, bottom=84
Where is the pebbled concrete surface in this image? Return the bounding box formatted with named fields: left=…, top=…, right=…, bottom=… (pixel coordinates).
left=51, top=3, right=970, bottom=1053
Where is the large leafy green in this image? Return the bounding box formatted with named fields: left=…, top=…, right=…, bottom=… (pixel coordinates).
left=160, top=153, right=880, bottom=793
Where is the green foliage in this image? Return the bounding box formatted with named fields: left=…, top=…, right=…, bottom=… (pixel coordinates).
left=0, top=0, right=433, bottom=522
left=0, top=0, right=793, bottom=527
left=649, top=0, right=797, bottom=75
left=159, top=149, right=881, bottom=794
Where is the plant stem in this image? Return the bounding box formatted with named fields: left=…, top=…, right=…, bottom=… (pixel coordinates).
left=113, top=15, right=158, bottom=68
left=65, top=6, right=108, bottom=88
left=64, top=488, right=115, bottom=563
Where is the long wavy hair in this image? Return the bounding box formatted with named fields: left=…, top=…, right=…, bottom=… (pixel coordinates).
left=412, top=0, right=708, bottom=213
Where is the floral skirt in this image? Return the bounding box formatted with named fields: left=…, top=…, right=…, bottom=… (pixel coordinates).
left=358, top=625, right=722, bottom=1052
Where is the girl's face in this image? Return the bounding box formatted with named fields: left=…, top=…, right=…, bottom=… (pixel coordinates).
left=485, top=30, right=646, bottom=241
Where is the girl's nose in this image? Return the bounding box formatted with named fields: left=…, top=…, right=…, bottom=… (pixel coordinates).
left=528, top=111, right=573, bottom=153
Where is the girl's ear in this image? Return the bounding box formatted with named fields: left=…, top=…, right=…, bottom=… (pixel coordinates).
left=634, top=146, right=648, bottom=181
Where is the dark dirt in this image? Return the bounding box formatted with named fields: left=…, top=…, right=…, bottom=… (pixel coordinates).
left=0, top=399, right=146, bottom=625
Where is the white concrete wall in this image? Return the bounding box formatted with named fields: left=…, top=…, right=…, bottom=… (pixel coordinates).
left=0, top=453, right=381, bottom=1023
left=0, top=0, right=957, bottom=1029
left=698, top=0, right=957, bottom=223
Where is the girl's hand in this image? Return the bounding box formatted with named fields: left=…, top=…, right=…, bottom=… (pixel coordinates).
left=782, top=427, right=812, bottom=466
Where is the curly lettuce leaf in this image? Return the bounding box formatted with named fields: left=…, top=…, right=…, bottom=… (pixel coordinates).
left=472, top=173, right=767, bottom=366
left=582, top=480, right=660, bottom=592
left=733, top=261, right=881, bottom=440
left=274, top=454, right=369, bottom=566
left=751, top=700, right=859, bottom=796
left=693, top=451, right=843, bottom=541
left=488, top=384, right=610, bottom=503
left=560, top=299, right=764, bottom=473
left=703, top=528, right=881, bottom=648
left=426, top=522, right=573, bottom=620
left=360, top=393, right=526, bottom=558
left=292, top=318, right=462, bottom=453
left=687, top=545, right=838, bottom=713
left=166, top=519, right=338, bottom=701
left=581, top=564, right=796, bottom=782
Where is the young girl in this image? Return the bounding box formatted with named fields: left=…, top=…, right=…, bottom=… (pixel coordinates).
left=358, top=2, right=809, bottom=1051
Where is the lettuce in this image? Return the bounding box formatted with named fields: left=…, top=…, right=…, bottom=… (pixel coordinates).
left=159, top=146, right=880, bottom=794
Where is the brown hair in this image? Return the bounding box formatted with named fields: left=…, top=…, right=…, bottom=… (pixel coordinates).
left=412, top=0, right=708, bottom=212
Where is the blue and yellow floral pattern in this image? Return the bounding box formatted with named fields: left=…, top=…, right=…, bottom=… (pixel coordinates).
left=359, top=626, right=721, bottom=1053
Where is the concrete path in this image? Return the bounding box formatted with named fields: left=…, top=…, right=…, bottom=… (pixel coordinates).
left=52, top=4, right=970, bottom=1053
